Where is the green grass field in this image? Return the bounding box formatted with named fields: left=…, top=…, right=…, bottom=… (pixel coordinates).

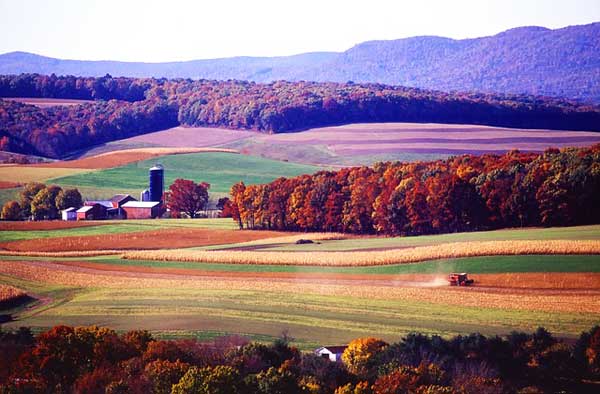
left=49, top=152, right=324, bottom=195
left=1, top=277, right=596, bottom=348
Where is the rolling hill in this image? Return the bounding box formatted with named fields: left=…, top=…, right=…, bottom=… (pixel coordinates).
left=1, top=23, right=599, bottom=102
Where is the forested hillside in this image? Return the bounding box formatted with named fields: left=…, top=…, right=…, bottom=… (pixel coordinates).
left=229, top=144, right=600, bottom=235
left=1, top=23, right=598, bottom=102
left=1, top=74, right=599, bottom=158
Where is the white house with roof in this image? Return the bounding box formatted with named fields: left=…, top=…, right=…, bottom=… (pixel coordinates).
left=314, top=346, right=348, bottom=362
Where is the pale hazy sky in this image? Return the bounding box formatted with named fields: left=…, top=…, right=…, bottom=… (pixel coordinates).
left=1, top=0, right=599, bottom=62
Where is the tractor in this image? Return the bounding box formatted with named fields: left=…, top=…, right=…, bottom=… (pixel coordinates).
left=448, top=273, right=474, bottom=286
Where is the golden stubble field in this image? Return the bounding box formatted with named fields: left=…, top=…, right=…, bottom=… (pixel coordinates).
left=123, top=240, right=600, bottom=266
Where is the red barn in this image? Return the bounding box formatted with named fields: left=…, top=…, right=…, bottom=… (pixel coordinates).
left=76, top=203, right=107, bottom=220
left=122, top=201, right=162, bottom=219
left=110, top=194, right=136, bottom=208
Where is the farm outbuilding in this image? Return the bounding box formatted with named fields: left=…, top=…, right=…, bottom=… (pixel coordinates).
left=110, top=194, right=136, bottom=208
left=61, top=207, right=77, bottom=221
left=76, top=203, right=107, bottom=220
left=314, top=346, right=347, bottom=362
left=122, top=201, right=162, bottom=219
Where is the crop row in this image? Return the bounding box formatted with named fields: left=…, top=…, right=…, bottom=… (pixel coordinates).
left=123, top=240, right=600, bottom=267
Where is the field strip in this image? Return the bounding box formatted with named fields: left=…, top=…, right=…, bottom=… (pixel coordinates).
left=10, top=259, right=600, bottom=290
left=1, top=260, right=600, bottom=314
left=123, top=239, right=600, bottom=266
left=30, top=147, right=240, bottom=169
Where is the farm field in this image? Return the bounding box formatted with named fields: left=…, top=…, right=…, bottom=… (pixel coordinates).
left=48, top=151, right=325, bottom=195
left=0, top=151, right=325, bottom=206
left=75, top=122, right=600, bottom=166
left=1, top=222, right=599, bottom=345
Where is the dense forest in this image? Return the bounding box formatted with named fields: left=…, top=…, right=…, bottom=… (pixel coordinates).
left=228, top=144, right=600, bottom=235
left=1, top=73, right=600, bottom=158
left=2, top=23, right=599, bottom=103
left=1, top=324, right=598, bottom=393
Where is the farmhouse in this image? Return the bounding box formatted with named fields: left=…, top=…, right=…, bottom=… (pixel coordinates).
left=61, top=207, right=77, bottom=221
left=122, top=201, right=162, bottom=219
left=314, top=346, right=347, bottom=362
left=76, top=203, right=107, bottom=220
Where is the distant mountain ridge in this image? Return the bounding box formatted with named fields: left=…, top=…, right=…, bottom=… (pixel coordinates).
left=1, top=22, right=599, bottom=102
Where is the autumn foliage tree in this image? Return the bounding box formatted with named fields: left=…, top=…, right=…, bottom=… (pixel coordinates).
left=165, top=179, right=210, bottom=218
left=230, top=144, right=600, bottom=236
left=1, top=200, right=21, bottom=220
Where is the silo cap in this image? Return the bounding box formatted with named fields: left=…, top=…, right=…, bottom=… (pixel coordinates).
left=149, top=164, right=164, bottom=171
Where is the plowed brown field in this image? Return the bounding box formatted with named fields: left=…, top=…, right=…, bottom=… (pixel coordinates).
left=0, top=181, right=21, bottom=189
left=1, top=260, right=598, bottom=314
left=30, top=147, right=239, bottom=169
left=0, top=228, right=291, bottom=251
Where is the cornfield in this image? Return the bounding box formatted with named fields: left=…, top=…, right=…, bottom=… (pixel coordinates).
left=123, top=240, right=600, bottom=267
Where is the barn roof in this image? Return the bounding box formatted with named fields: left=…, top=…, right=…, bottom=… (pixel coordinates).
left=76, top=206, right=94, bottom=213
left=122, top=201, right=161, bottom=208
left=62, top=207, right=77, bottom=212
left=110, top=194, right=135, bottom=203
left=85, top=200, right=113, bottom=208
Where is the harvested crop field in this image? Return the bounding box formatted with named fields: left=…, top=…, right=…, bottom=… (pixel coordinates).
left=224, top=122, right=600, bottom=165
left=0, top=228, right=293, bottom=252
left=1, top=260, right=598, bottom=315
left=124, top=240, right=600, bottom=266
left=21, top=259, right=600, bottom=290
left=0, top=166, right=92, bottom=183
left=3, top=97, right=93, bottom=107
left=31, top=147, right=239, bottom=169
left=81, top=126, right=256, bottom=157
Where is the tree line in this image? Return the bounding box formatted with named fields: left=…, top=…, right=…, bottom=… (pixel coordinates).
left=228, top=144, right=600, bottom=235
left=1, top=73, right=600, bottom=158
left=1, top=324, right=598, bottom=393
left=1, top=182, right=83, bottom=221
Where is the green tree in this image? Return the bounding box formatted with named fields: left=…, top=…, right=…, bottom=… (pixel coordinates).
left=31, top=185, right=63, bottom=220
left=55, top=188, right=83, bottom=210
left=19, top=182, right=45, bottom=218
left=1, top=200, right=22, bottom=220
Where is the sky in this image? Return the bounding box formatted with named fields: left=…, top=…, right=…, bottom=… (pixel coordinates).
left=1, top=0, right=599, bottom=62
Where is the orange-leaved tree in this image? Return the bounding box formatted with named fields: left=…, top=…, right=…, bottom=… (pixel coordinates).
left=342, top=337, right=388, bottom=378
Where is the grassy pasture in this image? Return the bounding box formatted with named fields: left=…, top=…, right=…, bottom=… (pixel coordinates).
left=49, top=152, right=325, bottom=194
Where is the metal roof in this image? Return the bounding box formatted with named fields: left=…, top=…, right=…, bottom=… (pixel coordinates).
left=62, top=207, right=77, bottom=212
left=122, top=201, right=161, bottom=208
left=76, top=206, right=94, bottom=213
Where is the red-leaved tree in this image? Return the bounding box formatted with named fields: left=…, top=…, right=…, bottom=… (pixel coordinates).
left=165, top=179, right=209, bottom=219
